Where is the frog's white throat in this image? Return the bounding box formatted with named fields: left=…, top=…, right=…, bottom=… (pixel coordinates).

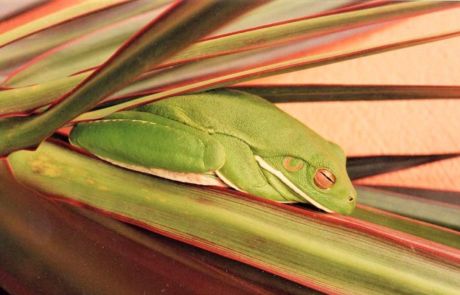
left=254, top=155, right=333, bottom=213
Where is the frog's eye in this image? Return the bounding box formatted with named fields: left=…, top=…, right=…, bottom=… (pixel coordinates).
left=314, top=168, right=336, bottom=189
left=283, top=157, right=304, bottom=172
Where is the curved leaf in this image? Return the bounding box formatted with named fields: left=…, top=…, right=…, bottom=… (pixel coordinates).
left=8, top=142, right=460, bottom=295
left=0, top=74, right=88, bottom=117
left=357, top=186, right=460, bottom=230
left=0, top=0, right=170, bottom=71
left=4, top=8, right=163, bottom=87
left=0, top=162, right=311, bottom=295
left=351, top=204, right=460, bottom=249
left=6, top=1, right=453, bottom=87
left=370, top=186, right=460, bottom=206
left=76, top=28, right=460, bottom=122
left=0, top=0, right=127, bottom=47
left=215, top=0, right=356, bottom=35
left=3, top=0, right=363, bottom=86
left=2, top=1, right=457, bottom=117
left=0, top=0, right=267, bottom=156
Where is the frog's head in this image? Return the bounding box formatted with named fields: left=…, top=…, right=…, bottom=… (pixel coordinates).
left=255, top=141, right=356, bottom=215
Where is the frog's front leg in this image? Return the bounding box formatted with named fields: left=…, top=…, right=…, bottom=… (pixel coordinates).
left=69, top=111, right=226, bottom=185
left=211, top=134, right=288, bottom=202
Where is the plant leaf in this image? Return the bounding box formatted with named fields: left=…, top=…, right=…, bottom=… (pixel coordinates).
left=231, top=84, right=460, bottom=102
left=357, top=186, right=460, bottom=230
left=0, top=0, right=170, bottom=71
left=0, top=0, right=127, bottom=47
left=2, top=10, right=379, bottom=116
left=347, top=154, right=460, bottom=180
left=0, top=74, right=88, bottom=117
left=2, top=2, right=457, bottom=117
left=0, top=0, right=267, bottom=156
left=3, top=0, right=342, bottom=86
left=5, top=1, right=433, bottom=87
left=0, top=161, right=312, bottom=295
left=7, top=142, right=460, bottom=294
left=0, top=0, right=47, bottom=21
left=3, top=8, right=164, bottom=87
left=215, top=0, right=357, bottom=35
left=370, top=186, right=460, bottom=206
left=76, top=26, right=460, bottom=122
left=351, top=204, right=460, bottom=249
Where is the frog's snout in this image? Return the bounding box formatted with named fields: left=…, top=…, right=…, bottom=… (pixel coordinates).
left=341, top=187, right=357, bottom=215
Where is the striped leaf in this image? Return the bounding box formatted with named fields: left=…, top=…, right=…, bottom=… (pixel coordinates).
left=7, top=142, right=460, bottom=294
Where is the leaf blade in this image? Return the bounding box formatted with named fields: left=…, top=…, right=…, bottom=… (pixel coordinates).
left=347, top=154, right=460, bottom=180
left=0, top=0, right=170, bottom=71
left=357, top=186, right=460, bottom=230
left=76, top=27, right=460, bottom=122
left=6, top=1, right=453, bottom=88
left=3, top=1, right=458, bottom=117
left=4, top=9, right=162, bottom=87
left=1, top=161, right=309, bottom=295
left=370, top=186, right=460, bottom=206
left=351, top=204, right=460, bottom=249
left=231, top=84, right=460, bottom=102
left=7, top=142, right=460, bottom=294
left=0, top=0, right=127, bottom=47
left=2, top=0, right=367, bottom=86
left=0, top=0, right=267, bottom=156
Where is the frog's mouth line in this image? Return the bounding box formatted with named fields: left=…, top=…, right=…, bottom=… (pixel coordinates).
left=254, top=155, right=333, bottom=213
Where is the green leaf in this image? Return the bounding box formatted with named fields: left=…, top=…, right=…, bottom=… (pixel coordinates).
left=8, top=142, right=460, bottom=294
left=370, top=186, right=460, bottom=205
left=0, top=0, right=170, bottom=70
left=4, top=9, right=163, bottom=87
left=215, top=0, right=355, bottom=35
left=357, top=186, right=460, bottom=230
left=0, top=74, right=89, bottom=116
left=8, top=1, right=452, bottom=88
left=1, top=161, right=312, bottom=294
left=5, top=9, right=377, bottom=114
left=0, top=0, right=126, bottom=47
left=103, top=24, right=381, bottom=99
left=3, top=1, right=457, bottom=116
left=0, top=0, right=266, bottom=156
left=77, top=27, right=460, bottom=122
left=231, top=85, right=460, bottom=103
left=96, top=1, right=460, bottom=100
left=4, top=0, right=360, bottom=87
left=351, top=204, right=460, bottom=249
left=347, top=154, right=460, bottom=180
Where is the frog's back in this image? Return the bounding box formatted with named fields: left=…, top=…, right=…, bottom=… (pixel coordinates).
left=137, top=90, right=324, bottom=156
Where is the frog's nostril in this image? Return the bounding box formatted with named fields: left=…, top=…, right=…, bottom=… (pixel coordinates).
left=348, top=196, right=354, bottom=202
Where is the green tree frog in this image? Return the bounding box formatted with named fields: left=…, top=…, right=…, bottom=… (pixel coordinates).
left=70, top=90, right=356, bottom=214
